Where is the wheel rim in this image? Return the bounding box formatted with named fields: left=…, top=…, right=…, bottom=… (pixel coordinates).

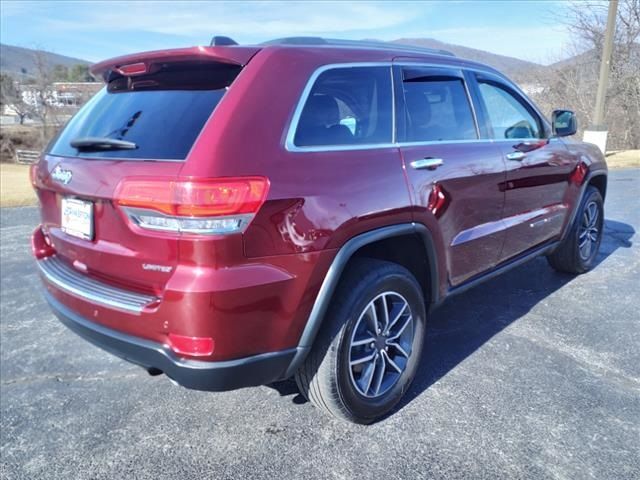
left=348, top=292, right=414, bottom=398
left=578, top=200, right=601, bottom=260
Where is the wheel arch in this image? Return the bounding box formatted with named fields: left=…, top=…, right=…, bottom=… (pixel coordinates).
left=284, top=223, right=439, bottom=377
left=587, top=172, right=607, bottom=200
left=560, top=169, right=608, bottom=244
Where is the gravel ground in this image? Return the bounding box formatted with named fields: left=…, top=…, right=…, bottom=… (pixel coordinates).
left=1, top=169, right=639, bottom=480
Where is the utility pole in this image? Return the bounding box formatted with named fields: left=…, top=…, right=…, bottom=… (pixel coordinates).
left=583, top=0, right=619, bottom=154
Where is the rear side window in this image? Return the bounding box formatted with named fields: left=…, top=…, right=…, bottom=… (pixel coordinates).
left=402, top=69, right=477, bottom=142
left=49, top=62, right=241, bottom=160
left=477, top=81, right=541, bottom=139
left=293, top=66, right=392, bottom=147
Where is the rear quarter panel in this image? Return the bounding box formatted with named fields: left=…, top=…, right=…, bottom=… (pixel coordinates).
left=181, top=47, right=415, bottom=257
left=179, top=48, right=415, bottom=349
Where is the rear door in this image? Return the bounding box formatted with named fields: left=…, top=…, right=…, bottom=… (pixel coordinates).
left=472, top=73, right=577, bottom=260
left=394, top=64, right=507, bottom=286
left=33, top=60, right=243, bottom=294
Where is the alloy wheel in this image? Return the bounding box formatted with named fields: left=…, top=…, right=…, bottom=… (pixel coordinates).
left=348, top=292, right=414, bottom=398
left=578, top=200, right=601, bottom=260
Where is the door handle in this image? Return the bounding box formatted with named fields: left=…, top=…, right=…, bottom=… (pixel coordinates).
left=506, top=151, right=526, bottom=161
left=410, top=158, right=444, bottom=170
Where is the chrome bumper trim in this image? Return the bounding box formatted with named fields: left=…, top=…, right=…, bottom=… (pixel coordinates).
left=37, top=256, right=157, bottom=314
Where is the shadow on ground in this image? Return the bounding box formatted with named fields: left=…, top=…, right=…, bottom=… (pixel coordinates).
left=268, top=219, right=635, bottom=416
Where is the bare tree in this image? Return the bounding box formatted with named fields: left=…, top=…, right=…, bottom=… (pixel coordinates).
left=1, top=48, right=98, bottom=162
left=531, top=0, right=640, bottom=150
left=0, top=74, right=33, bottom=125
left=29, top=50, right=61, bottom=143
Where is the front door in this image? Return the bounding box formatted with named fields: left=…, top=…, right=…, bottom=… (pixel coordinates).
left=472, top=75, right=578, bottom=260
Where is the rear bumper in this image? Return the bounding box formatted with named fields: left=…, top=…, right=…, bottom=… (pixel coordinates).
left=32, top=224, right=327, bottom=361
left=44, top=291, right=296, bottom=391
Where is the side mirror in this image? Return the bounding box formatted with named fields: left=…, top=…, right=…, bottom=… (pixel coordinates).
left=552, top=110, right=577, bottom=137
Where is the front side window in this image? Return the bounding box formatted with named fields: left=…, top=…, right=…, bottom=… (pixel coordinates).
left=293, top=66, right=392, bottom=147
left=402, top=70, right=477, bottom=142
left=477, top=81, right=542, bottom=139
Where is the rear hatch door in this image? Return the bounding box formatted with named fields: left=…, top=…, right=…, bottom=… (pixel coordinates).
left=34, top=48, right=256, bottom=294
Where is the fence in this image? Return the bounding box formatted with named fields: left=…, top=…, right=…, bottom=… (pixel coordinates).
left=15, top=150, right=40, bottom=164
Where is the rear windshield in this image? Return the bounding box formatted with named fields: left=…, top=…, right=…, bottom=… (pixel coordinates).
left=49, top=62, right=241, bottom=160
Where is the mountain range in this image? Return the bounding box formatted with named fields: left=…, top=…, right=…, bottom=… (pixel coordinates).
left=1, top=39, right=613, bottom=80
left=1, top=44, right=89, bottom=79
left=388, top=38, right=542, bottom=75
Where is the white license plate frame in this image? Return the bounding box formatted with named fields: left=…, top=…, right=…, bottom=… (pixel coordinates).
left=61, top=197, right=94, bottom=241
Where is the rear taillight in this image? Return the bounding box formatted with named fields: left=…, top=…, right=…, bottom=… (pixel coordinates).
left=114, top=177, right=269, bottom=235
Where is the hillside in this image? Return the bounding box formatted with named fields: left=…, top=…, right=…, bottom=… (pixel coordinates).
left=0, top=44, right=89, bottom=79
left=1, top=39, right=585, bottom=81
left=549, top=43, right=640, bottom=71
left=389, top=38, right=543, bottom=76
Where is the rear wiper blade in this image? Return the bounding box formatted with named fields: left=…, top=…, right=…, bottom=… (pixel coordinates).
left=70, top=137, right=138, bottom=151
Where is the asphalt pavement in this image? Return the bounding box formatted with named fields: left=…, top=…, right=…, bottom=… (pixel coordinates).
left=1, top=169, right=639, bottom=480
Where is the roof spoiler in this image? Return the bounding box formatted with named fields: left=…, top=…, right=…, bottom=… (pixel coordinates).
left=90, top=46, right=259, bottom=82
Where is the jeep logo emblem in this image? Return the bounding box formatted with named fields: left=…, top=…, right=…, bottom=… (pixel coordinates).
left=51, top=165, right=73, bottom=185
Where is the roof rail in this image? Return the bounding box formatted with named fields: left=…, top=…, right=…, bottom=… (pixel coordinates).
left=262, top=37, right=455, bottom=57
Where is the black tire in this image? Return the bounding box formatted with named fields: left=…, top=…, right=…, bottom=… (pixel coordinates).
left=295, top=258, right=426, bottom=424
left=547, top=186, right=604, bottom=274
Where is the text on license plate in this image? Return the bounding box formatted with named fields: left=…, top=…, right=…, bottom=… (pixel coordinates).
left=61, top=197, right=93, bottom=240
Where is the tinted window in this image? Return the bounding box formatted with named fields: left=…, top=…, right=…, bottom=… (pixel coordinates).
left=478, top=82, right=541, bottom=139
left=49, top=63, right=241, bottom=160
left=294, top=67, right=392, bottom=147
left=403, top=74, right=476, bottom=142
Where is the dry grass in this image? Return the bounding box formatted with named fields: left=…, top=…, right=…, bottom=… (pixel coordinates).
left=0, top=163, right=37, bottom=207
left=606, top=150, right=640, bottom=169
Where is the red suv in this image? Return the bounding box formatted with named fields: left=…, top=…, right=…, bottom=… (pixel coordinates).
left=31, top=38, right=607, bottom=423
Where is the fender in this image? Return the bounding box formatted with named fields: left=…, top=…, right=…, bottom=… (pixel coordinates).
left=284, top=222, right=439, bottom=377
left=558, top=168, right=608, bottom=245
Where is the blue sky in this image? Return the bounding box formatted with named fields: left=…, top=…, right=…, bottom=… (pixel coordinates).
left=1, top=1, right=575, bottom=65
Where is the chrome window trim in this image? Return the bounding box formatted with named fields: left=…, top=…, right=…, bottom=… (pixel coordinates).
left=284, top=61, right=505, bottom=153
left=398, top=65, right=480, bottom=143
left=491, top=137, right=547, bottom=143
left=286, top=142, right=396, bottom=153
left=473, top=72, right=550, bottom=139
left=283, top=138, right=542, bottom=153
left=398, top=138, right=495, bottom=147
left=390, top=65, right=397, bottom=144
left=285, top=62, right=394, bottom=153
left=462, top=74, right=481, bottom=139
left=286, top=138, right=502, bottom=153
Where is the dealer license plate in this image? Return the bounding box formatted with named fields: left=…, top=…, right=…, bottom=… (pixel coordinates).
left=61, top=197, right=93, bottom=240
